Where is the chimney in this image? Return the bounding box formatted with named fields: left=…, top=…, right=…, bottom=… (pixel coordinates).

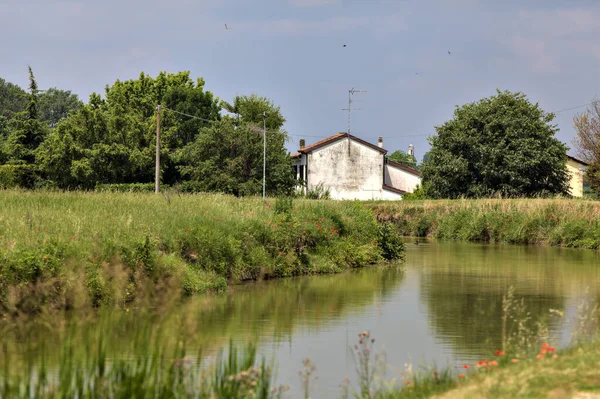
left=408, top=144, right=414, bottom=156
left=377, top=137, right=383, bottom=148
left=299, top=139, right=305, bottom=149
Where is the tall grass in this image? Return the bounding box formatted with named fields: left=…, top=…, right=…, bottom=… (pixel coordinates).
left=371, top=198, right=600, bottom=249
left=0, top=190, right=404, bottom=315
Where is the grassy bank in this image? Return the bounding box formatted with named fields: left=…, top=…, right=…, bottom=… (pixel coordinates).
left=0, top=190, right=403, bottom=315
left=370, top=199, right=600, bottom=249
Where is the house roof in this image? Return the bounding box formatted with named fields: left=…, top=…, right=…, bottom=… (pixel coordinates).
left=386, top=159, right=421, bottom=177
left=382, top=184, right=407, bottom=195
left=290, top=152, right=301, bottom=158
left=566, top=154, right=590, bottom=166
left=298, top=133, right=388, bottom=155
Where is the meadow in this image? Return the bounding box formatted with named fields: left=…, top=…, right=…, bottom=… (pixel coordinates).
left=0, top=190, right=404, bottom=315
left=371, top=198, right=600, bottom=249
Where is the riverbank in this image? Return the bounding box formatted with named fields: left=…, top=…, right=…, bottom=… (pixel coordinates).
left=370, top=198, right=600, bottom=249
left=0, top=190, right=404, bottom=315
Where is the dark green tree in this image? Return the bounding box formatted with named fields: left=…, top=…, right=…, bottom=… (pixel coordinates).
left=388, top=149, right=417, bottom=169
left=421, top=90, right=570, bottom=198
left=3, top=67, right=47, bottom=164
left=180, top=94, right=295, bottom=196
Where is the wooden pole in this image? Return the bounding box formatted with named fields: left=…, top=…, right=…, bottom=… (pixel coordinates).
left=155, top=104, right=161, bottom=194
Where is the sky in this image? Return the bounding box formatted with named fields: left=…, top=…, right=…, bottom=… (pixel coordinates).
left=1, top=0, right=599, bottom=161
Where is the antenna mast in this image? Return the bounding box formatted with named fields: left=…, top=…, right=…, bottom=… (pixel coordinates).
left=341, top=88, right=366, bottom=134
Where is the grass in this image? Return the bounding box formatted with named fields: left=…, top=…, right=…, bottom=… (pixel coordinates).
left=0, top=190, right=404, bottom=315
left=370, top=198, right=600, bottom=249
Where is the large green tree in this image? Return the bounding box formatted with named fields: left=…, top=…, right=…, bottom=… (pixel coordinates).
left=179, top=94, right=295, bottom=196
left=0, top=77, right=27, bottom=120
left=36, top=71, right=221, bottom=188
left=421, top=90, right=570, bottom=198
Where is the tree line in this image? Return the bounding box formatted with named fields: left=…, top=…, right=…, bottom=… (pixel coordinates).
left=1, top=68, right=597, bottom=199
left=0, top=68, right=295, bottom=196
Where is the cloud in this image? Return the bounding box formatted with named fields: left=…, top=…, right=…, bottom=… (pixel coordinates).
left=290, top=0, right=341, bottom=7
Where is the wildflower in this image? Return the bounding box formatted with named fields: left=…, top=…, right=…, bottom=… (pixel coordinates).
left=540, top=349, right=547, bottom=354
left=404, top=381, right=411, bottom=386
left=552, top=354, right=558, bottom=359
left=536, top=353, right=544, bottom=359
left=42, top=255, right=47, bottom=260
left=462, top=364, right=469, bottom=369
left=476, top=361, right=486, bottom=367
left=541, top=343, right=549, bottom=349
left=495, top=350, right=504, bottom=356
left=489, top=360, right=498, bottom=367
left=511, top=359, right=519, bottom=363
left=547, top=346, right=556, bottom=352
left=458, top=374, right=465, bottom=379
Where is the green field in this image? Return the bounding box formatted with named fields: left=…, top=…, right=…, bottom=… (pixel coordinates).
left=371, top=198, right=600, bottom=249
left=0, top=190, right=403, bottom=315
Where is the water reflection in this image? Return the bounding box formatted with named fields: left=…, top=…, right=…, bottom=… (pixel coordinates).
left=2, top=242, right=600, bottom=398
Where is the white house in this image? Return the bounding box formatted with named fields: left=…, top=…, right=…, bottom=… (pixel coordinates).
left=291, top=133, right=421, bottom=200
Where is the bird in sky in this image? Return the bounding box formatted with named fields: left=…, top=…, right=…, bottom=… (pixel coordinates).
left=343, top=44, right=347, bottom=47
left=225, top=23, right=230, bottom=30
left=448, top=50, right=451, bottom=54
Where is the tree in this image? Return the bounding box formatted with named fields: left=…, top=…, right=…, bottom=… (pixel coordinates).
left=388, top=149, right=417, bottom=169
left=421, top=90, right=570, bottom=198
left=0, top=77, right=27, bottom=119
left=573, top=99, right=600, bottom=194
left=36, top=71, right=220, bottom=188
left=3, top=67, right=48, bottom=164
left=180, top=94, right=295, bottom=196
left=38, top=88, right=82, bottom=126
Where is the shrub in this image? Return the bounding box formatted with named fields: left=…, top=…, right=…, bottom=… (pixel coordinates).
left=0, top=164, right=38, bottom=189
left=378, top=222, right=405, bottom=261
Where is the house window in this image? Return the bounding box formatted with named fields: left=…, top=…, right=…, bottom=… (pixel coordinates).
left=292, top=165, right=298, bottom=180
left=299, top=165, right=305, bottom=181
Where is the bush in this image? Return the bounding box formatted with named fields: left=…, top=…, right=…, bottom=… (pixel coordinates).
left=0, top=164, right=38, bottom=189
left=378, top=222, right=405, bottom=261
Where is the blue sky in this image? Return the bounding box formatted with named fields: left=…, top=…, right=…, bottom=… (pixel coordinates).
left=1, top=0, right=599, bottom=160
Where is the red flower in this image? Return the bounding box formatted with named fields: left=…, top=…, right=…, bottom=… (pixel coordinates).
left=404, top=381, right=411, bottom=386
left=495, top=350, right=504, bottom=356
left=458, top=374, right=465, bottom=379
left=477, top=361, right=486, bottom=366
left=511, top=359, right=519, bottom=363
left=462, top=364, right=469, bottom=369
left=541, top=343, right=549, bottom=349
left=547, top=347, right=555, bottom=352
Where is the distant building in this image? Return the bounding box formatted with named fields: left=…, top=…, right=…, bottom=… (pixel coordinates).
left=566, top=154, right=589, bottom=197
left=291, top=133, right=421, bottom=200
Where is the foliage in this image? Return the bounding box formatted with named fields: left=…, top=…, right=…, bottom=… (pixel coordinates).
left=421, top=90, right=570, bottom=198
left=37, top=87, right=82, bottom=126
left=3, top=67, right=48, bottom=165
left=305, top=182, right=331, bottom=200
left=370, top=198, right=600, bottom=249
left=0, top=77, right=27, bottom=120
left=179, top=94, right=294, bottom=196
left=35, top=71, right=221, bottom=189
left=378, top=222, right=406, bottom=261
left=0, top=164, right=38, bottom=189
left=401, top=185, right=426, bottom=200
left=573, top=99, right=600, bottom=194
left=0, top=191, right=403, bottom=313
left=388, top=150, right=417, bottom=169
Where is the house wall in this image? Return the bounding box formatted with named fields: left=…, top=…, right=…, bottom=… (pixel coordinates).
left=291, top=155, right=307, bottom=194
left=384, top=165, right=421, bottom=193
left=567, top=159, right=585, bottom=197
left=307, top=138, right=385, bottom=200
left=382, top=188, right=403, bottom=200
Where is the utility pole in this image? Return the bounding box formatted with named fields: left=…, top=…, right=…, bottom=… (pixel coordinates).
left=262, top=112, right=267, bottom=200
left=341, top=88, right=366, bottom=134
left=155, top=104, right=161, bottom=194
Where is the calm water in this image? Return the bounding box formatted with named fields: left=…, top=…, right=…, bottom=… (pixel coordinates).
left=5, top=241, right=600, bottom=397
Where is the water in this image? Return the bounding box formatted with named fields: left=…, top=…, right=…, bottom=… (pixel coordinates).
left=4, top=241, right=600, bottom=397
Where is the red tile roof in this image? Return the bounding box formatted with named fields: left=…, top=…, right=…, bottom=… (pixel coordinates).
left=386, top=159, right=421, bottom=176
left=298, top=133, right=388, bottom=154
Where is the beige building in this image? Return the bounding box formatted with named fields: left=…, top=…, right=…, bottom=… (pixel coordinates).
left=566, top=154, right=589, bottom=197
left=291, top=133, right=421, bottom=200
